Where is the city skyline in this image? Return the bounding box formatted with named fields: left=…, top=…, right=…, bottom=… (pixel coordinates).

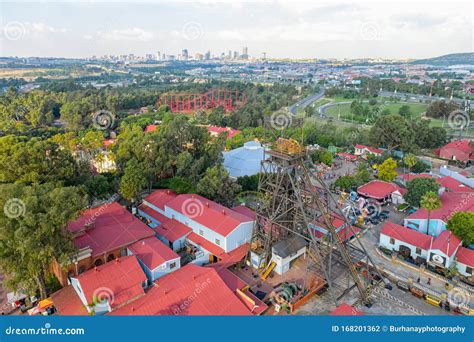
left=1, top=0, right=472, bottom=60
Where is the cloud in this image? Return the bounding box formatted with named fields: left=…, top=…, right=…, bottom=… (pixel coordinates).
left=97, top=28, right=154, bottom=42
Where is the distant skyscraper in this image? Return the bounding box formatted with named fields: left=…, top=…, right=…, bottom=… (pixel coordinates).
left=228, top=50, right=232, bottom=59
left=182, top=49, right=189, bottom=60
left=204, top=50, right=211, bottom=60
left=233, top=51, right=239, bottom=59
left=242, top=47, right=248, bottom=59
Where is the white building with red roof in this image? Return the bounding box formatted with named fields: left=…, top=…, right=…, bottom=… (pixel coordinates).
left=357, top=180, right=406, bottom=204
left=455, top=247, right=474, bottom=277
left=380, top=222, right=463, bottom=269
left=53, top=202, right=155, bottom=286
left=137, top=190, right=255, bottom=265
left=207, top=125, right=241, bottom=139
left=404, top=192, right=474, bottom=236
left=436, top=139, right=473, bottom=164
left=69, top=255, right=147, bottom=315
left=127, top=237, right=181, bottom=282
left=109, top=264, right=257, bottom=316
left=354, top=144, right=383, bottom=158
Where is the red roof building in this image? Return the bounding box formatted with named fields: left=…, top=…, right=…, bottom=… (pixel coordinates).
left=144, top=125, right=158, bottom=133
left=166, top=194, right=253, bottom=237
left=380, top=221, right=432, bottom=250
left=354, top=144, right=383, bottom=156
left=438, top=176, right=474, bottom=193
left=142, top=189, right=177, bottom=212
left=231, top=205, right=256, bottom=220
left=430, top=230, right=462, bottom=257
left=398, top=173, right=434, bottom=184
left=187, top=232, right=225, bottom=257
left=71, top=256, right=147, bottom=313
left=406, top=192, right=474, bottom=222
left=357, top=180, right=406, bottom=201
left=109, top=264, right=253, bottom=316
left=51, top=286, right=88, bottom=316
left=207, top=125, right=241, bottom=139
left=330, top=303, right=364, bottom=316
left=456, top=247, right=474, bottom=268
left=128, top=237, right=180, bottom=271
left=437, top=140, right=473, bottom=163
left=336, top=152, right=358, bottom=161
left=68, top=202, right=155, bottom=258
left=153, top=218, right=192, bottom=243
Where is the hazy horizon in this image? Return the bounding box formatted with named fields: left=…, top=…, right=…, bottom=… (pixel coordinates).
left=1, top=0, right=473, bottom=60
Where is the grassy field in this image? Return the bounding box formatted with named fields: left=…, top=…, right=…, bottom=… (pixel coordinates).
left=326, top=101, right=428, bottom=119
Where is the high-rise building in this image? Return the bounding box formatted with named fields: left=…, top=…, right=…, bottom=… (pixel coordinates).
left=182, top=49, right=189, bottom=60
left=233, top=51, right=239, bottom=59
left=242, top=46, right=248, bottom=59
left=204, top=50, right=211, bottom=60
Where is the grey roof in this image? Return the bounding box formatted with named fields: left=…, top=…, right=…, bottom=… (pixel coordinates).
left=272, top=236, right=308, bottom=259
left=223, top=141, right=267, bottom=178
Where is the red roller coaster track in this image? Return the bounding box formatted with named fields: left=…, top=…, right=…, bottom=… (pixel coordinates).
left=156, top=89, right=247, bottom=113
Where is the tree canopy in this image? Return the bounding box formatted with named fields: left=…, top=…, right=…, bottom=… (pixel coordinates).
left=404, top=178, right=440, bottom=207
left=447, top=212, right=474, bottom=244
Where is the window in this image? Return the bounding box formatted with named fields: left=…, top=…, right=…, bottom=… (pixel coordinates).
left=94, top=259, right=104, bottom=267
left=78, top=266, right=86, bottom=274
left=107, top=254, right=115, bottom=262
left=389, top=238, right=395, bottom=245
left=215, top=238, right=220, bottom=246
left=466, top=267, right=473, bottom=275
left=199, top=229, right=204, bottom=236
left=415, top=247, right=422, bottom=255
left=170, top=262, right=177, bottom=269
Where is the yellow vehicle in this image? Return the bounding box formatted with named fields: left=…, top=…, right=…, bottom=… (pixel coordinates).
left=425, top=295, right=442, bottom=307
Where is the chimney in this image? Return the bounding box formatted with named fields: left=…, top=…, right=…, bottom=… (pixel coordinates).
left=222, top=209, right=226, bottom=215
left=167, top=190, right=170, bottom=195
left=205, top=202, right=209, bottom=207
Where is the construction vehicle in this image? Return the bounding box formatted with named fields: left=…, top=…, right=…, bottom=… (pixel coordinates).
left=261, top=261, right=276, bottom=280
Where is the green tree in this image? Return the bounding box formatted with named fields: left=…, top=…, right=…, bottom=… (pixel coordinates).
left=398, top=105, right=412, bottom=118
left=404, top=178, right=440, bottom=207
left=0, top=183, right=87, bottom=299
left=370, top=114, right=414, bottom=152
left=119, top=159, right=147, bottom=201
left=377, top=157, right=398, bottom=182
left=196, top=164, right=242, bottom=207
left=447, top=212, right=474, bottom=244
left=420, top=191, right=441, bottom=236
left=403, top=153, right=417, bottom=172
left=334, top=176, right=358, bottom=191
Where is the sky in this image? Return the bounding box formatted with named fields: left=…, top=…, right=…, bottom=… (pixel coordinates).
left=0, top=0, right=473, bottom=60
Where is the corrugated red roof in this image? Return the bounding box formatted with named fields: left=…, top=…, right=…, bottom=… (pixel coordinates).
left=407, top=192, right=474, bottom=221
left=438, top=140, right=473, bottom=162
left=399, top=173, right=434, bottom=182
left=166, top=194, right=253, bottom=237
left=438, top=176, right=474, bottom=193
left=336, top=152, right=358, bottom=161
left=154, top=218, right=192, bottom=243
left=231, top=205, right=256, bottom=220
left=355, top=144, right=383, bottom=154
left=357, top=180, right=405, bottom=200
left=330, top=303, right=364, bottom=316
left=128, top=237, right=179, bottom=270
left=68, top=202, right=155, bottom=258
left=456, top=247, right=474, bottom=267
left=51, top=285, right=88, bottom=316
left=138, top=204, right=170, bottom=224
left=207, top=125, right=241, bottom=139
left=144, top=125, right=158, bottom=133
left=109, top=264, right=252, bottom=315
left=143, top=189, right=177, bottom=211
left=73, top=256, right=146, bottom=309
left=380, top=221, right=432, bottom=250
left=430, top=230, right=462, bottom=257
left=187, top=232, right=225, bottom=256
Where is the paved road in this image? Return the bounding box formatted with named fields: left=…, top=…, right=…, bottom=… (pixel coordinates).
left=378, top=91, right=465, bottom=105
left=288, top=89, right=325, bottom=115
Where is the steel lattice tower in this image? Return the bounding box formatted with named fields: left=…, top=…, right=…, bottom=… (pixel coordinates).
left=249, top=139, right=385, bottom=305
